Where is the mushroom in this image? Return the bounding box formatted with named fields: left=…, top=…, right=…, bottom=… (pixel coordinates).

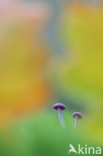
left=53, top=103, right=66, bottom=129
left=72, top=112, right=82, bottom=128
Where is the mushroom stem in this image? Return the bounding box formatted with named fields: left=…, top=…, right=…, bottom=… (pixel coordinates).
left=58, top=107, right=66, bottom=129
left=74, top=115, right=78, bottom=128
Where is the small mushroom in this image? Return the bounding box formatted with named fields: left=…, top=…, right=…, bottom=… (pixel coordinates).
left=72, top=112, right=82, bottom=128
left=53, top=103, right=66, bottom=129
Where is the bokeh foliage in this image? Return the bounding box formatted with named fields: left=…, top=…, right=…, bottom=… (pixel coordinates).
left=0, top=0, right=103, bottom=155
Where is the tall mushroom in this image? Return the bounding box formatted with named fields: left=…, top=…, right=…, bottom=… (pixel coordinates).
left=53, top=103, right=66, bottom=129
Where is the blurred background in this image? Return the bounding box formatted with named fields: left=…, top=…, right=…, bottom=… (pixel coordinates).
left=0, top=0, right=103, bottom=155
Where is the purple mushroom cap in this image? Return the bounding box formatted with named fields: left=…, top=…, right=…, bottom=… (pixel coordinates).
left=53, top=103, right=66, bottom=110
left=72, top=112, right=82, bottom=119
